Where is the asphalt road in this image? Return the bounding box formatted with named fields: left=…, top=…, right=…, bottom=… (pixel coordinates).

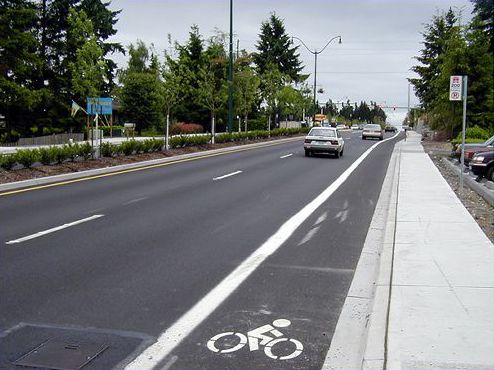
left=0, top=130, right=401, bottom=369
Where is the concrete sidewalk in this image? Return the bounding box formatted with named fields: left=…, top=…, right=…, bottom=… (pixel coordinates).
left=367, top=132, right=494, bottom=369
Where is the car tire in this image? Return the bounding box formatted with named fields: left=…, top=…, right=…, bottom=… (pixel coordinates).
left=379, top=136, right=383, bottom=141
left=305, top=150, right=310, bottom=157
left=362, top=136, right=366, bottom=140
left=340, top=148, right=344, bottom=156
left=335, top=150, right=340, bottom=158
left=486, top=166, right=494, bottom=182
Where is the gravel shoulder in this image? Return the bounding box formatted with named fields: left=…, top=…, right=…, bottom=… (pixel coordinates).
left=422, top=140, right=494, bottom=243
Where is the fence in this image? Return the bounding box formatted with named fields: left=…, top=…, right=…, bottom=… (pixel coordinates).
left=13, top=133, right=85, bottom=146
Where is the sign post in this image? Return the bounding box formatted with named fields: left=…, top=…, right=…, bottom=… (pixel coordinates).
left=449, top=76, right=467, bottom=197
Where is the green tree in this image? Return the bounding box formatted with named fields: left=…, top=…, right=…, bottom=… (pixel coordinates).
left=253, top=13, right=303, bottom=83
left=234, top=53, right=260, bottom=131
left=470, top=0, right=493, bottom=52
left=260, top=63, right=284, bottom=131
left=197, top=38, right=227, bottom=141
left=0, top=0, right=44, bottom=140
left=410, top=9, right=457, bottom=109
left=67, top=9, right=106, bottom=102
left=119, top=41, right=164, bottom=134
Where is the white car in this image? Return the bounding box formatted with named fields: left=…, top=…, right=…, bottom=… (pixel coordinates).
left=304, top=127, right=344, bottom=158
left=362, top=124, right=384, bottom=140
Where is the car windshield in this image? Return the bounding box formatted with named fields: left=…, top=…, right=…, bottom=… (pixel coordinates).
left=309, top=129, right=336, bottom=137
left=485, top=135, right=494, bottom=145
left=365, top=124, right=381, bottom=130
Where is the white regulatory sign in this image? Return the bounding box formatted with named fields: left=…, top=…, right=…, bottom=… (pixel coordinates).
left=449, top=75, right=463, bottom=101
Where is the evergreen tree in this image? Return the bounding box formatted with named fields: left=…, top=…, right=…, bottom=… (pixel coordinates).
left=410, top=9, right=457, bottom=109
left=0, top=0, right=44, bottom=139
left=470, top=0, right=493, bottom=52
left=253, top=13, right=303, bottom=83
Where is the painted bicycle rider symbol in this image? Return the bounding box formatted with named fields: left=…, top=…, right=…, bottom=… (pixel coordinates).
left=207, top=319, right=303, bottom=360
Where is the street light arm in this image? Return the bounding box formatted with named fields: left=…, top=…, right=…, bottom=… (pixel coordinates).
left=291, top=36, right=315, bottom=54
left=319, top=36, right=342, bottom=54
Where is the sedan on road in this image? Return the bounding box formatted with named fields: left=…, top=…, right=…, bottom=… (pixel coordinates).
left=304, top=127, right=344, bottom=158
left=362, top=124, right=384, bottom=140
left=470, top=150, right=494, bottom=182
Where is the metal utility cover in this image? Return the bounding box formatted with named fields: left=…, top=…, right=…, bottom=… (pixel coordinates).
left=13, top=338, right=108, bottom=370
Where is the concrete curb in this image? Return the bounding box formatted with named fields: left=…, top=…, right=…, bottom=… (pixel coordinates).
left=0, top=136, right=302, bottom=194
left=322, top=141, right=401, bottom=369
left=441, top=158, right=494, bottom=207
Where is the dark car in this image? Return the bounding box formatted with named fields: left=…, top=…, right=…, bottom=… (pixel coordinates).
left=454, top=135, right=494, bottom=162
left=470, top=150, right=494, bottom=182
left=384, top=125, right=397, bottom=132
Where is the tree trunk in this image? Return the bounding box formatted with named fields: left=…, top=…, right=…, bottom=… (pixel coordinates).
left=244, top=114, right=248, bottom=132
left=211, top=115, right=215, bottom=144
left=165, top=111, right=170, bottom=150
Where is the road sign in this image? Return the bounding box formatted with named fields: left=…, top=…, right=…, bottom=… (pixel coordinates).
left=449, top=76, right=463, bottom=101
left=87, top=97, right=113, bottom=115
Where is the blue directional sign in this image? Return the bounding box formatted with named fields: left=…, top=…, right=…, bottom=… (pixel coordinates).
left=87, top=97, right=113, bottom=115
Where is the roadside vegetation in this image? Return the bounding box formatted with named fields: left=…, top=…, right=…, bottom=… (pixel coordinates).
left=0, top=128, right=308, bottom=171
left=408, top=0, right=493, bottom=138
left=1, top=2, right=386, bottom=146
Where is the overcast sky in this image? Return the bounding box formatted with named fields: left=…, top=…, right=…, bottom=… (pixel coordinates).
left=108, top=0, right=474, bottom=124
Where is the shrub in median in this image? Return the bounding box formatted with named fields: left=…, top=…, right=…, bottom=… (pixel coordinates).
left=0, top=153, right=17, bottom=170
left=16, top=149, right=39, bottom=168
left=38, top=147, right=58, bottom=165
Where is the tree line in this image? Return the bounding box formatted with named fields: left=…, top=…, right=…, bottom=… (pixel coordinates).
left=1, top=2, right=387, bottom=142
left=409, top=0, right=493, bottom=137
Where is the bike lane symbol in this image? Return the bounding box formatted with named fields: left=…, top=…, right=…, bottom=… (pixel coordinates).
left=207, top=319, right=303, bottom=360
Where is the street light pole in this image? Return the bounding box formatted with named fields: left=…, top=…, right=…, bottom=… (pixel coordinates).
left=292, top=35, right=342, bottom=125
left=227, top=0, right=234, bottom=132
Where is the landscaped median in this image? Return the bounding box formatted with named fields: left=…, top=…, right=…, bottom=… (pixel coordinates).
left=0, top=128, right=309, bottom=183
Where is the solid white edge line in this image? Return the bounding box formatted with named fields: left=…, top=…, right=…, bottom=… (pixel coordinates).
left=6, top=214, right=104, bottom=245
left=212, top=170, right=243, bottom=181
left=125, top=132, right=400, bottom=370
left=280, top=153, right=293, bottom=159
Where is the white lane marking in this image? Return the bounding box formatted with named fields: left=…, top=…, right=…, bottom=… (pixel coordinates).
left=6, top=214, right=104, bottom=245
left=297, top=226, right=320, bottom=246
left=314, top=211, right=328, bottom=226
left=280, top=153, right=293, bottom=159
left=334, top=210, right=349, bottom=224
left=124, top=132, right=399, bottom=370
left=160, top=355, right=178, bottom=370
left=213, top=170, right=243, bottom=181
left=123, top=197, right=148, bottom=206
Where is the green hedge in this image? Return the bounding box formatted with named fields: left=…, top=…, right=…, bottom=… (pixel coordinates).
left=0, top=128, right=307, bottom=170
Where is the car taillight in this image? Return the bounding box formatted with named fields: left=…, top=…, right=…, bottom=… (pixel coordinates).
left=304, top=139, right=311, bottom=143
left=330, top=140, right=338, bottom=145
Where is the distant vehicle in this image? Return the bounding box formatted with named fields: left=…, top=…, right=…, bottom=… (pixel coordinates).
left=470, top=150, right=494, bottom=182
left=304, top=127, right=345, bottom=158
left=362, top=124, right=384, bottom=140
left=320, top=121, right=331, bottom=127
left=336, top=124, right=346, bottom=130
left=385, top=125, right=397, bottom=132
left=454, top=135, right=494, bottom=162
left=358, top=123, right=365, bottom=130
left=351, top=124, right=359, bottom=130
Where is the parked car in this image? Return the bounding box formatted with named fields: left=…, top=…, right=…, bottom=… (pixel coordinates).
left=336, top=124, right=346, bottom=130
left=385, top=125, right=397, bottom=132
left=351, top=124, right=359, bottom=130
left=362, top=124, right=384, bottom=140
left=470, top=150, right=494, bottom=181
left=304, top=127, right=344, bottom=158
left=454, top=135, right=494, bottom=163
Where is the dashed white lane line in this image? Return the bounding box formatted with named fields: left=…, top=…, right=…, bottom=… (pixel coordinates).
left=6, top=214, right=104, bottom=245
left=280, top=153, right=293, bottom=159
left=123, top=197, right=148, bottom=206
left=124, top=131, right=399, bottom=370
left=212, top=170, right=243, bottom=181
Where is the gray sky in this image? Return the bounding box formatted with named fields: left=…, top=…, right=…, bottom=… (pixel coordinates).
left=108, top=0, right=474, bottom=124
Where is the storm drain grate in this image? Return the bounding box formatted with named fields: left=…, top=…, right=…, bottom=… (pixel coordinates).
left=13, top=338, right=108, bottom=370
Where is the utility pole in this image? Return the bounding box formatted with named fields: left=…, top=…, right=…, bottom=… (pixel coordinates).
left=227, top=0, right=234, bottom=132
